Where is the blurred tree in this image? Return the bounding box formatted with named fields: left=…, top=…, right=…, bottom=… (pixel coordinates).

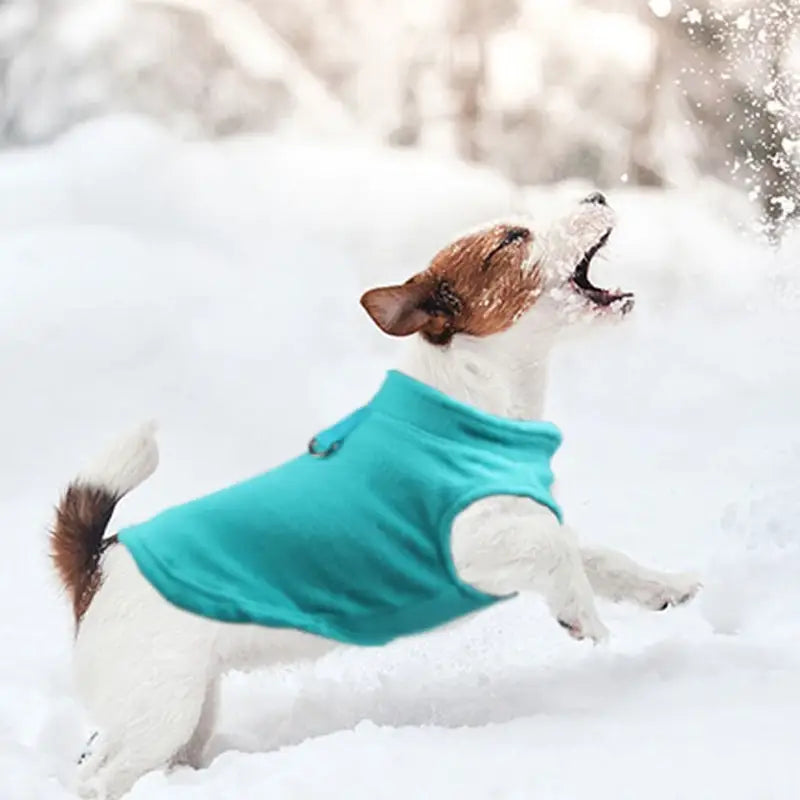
left=0, top=0, right=797, bottom=237
left=0, top=0, right=355, bottom=143
left=447, top=0, right=519, bottom=163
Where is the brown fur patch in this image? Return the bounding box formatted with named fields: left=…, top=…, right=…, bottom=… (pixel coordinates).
left=361, top=224, right=543, bottom=344
left=50, top=485, right=118, bottom=625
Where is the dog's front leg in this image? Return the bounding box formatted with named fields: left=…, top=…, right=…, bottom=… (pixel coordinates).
left=580, top=546, right=701, bottom=611
left=451, top=497, right=608, bottom=643
left=531, top=521, right=610, bottom=644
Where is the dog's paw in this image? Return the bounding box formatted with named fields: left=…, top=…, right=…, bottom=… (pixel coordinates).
left=644, top=573, right=702, bottom=612
left=76, top=776, right=108, bottom=800
left=172, top=743, right=206, bottom=770
left=557, top=610, right=609, bottom=645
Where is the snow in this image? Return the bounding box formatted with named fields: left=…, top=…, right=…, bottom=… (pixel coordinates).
left=648, top=0, right=672, bottom=20
left=1, top=116, right=800, bottom=799
left=735, top=11, right=752, bottom=31
left=685, top=9, right=703, bottom=26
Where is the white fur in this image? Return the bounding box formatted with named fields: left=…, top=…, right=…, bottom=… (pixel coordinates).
left=69, top=203, right=700, bottom=799
left=77, top=421, right=160, bottom=497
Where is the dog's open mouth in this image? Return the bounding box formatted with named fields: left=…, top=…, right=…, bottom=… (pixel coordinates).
left=570, top=230, right=634, bottom=311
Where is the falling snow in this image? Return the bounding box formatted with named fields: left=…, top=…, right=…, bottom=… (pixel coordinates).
left=678, top=0, right=800, bottom=236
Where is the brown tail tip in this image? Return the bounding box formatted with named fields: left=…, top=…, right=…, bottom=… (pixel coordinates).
left=50, top=484, right=119, bottom=624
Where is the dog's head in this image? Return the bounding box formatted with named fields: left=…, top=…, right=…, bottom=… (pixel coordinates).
left=361, top=193, right=633, bottom=347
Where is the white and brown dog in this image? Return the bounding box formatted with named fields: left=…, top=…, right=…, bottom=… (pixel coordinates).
left=51, top=193, right=700, bottom=799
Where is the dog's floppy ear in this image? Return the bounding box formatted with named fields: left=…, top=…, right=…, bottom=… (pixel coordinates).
left=360, top=282, right=432, bottom=337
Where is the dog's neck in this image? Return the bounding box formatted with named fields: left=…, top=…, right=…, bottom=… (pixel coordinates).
left=399, top=329, right=553, bottom=421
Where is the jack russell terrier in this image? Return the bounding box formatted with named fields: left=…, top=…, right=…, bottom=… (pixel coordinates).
left=51, top=192, right=700, bottom=799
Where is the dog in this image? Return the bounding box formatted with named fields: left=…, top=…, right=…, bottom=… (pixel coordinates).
left=51, top=192, right=700, bottom=799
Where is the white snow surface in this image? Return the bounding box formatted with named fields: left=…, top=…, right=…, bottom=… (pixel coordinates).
left=1, top=116, right=800, bottom=799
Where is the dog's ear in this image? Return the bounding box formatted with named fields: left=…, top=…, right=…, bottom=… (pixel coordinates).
left=360, top=282, right=432, bottom=337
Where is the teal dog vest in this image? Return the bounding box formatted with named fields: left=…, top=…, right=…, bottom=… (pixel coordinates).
left=119, top=371, right=563, bottom=645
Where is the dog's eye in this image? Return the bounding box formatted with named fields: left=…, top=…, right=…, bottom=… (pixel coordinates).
left=482, top=227, right=530, bottom=270
left=421, top=280, right=462, bottom=317
left=500, top=227, right=530, bottom=247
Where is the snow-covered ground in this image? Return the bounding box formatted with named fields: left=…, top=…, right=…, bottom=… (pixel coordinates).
left=1, top=116, right=799, bottom=800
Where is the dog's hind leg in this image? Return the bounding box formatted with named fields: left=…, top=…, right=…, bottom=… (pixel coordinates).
left=74, top=548, right=216, bottom=799
left=75, top=661, right=210, bottom=800
left=580, top=546, right=701, bottom=610
left=173, top=675, right=221, bottom=769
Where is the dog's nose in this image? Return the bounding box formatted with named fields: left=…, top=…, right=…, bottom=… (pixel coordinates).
left=582, top=191, right=607, bottom=206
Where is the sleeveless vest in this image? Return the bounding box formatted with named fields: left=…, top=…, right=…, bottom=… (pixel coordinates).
left=119, top=371, right=562, bottom=645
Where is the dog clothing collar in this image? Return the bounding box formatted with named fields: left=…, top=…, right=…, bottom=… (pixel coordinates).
left=310, top=369, right=562, bottom=459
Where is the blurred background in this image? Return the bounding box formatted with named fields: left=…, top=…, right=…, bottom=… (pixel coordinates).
left=0, top=0, right=798, bottom=236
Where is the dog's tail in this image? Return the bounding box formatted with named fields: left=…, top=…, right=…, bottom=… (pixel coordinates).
left=50, top=421, right=159, bottom=624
